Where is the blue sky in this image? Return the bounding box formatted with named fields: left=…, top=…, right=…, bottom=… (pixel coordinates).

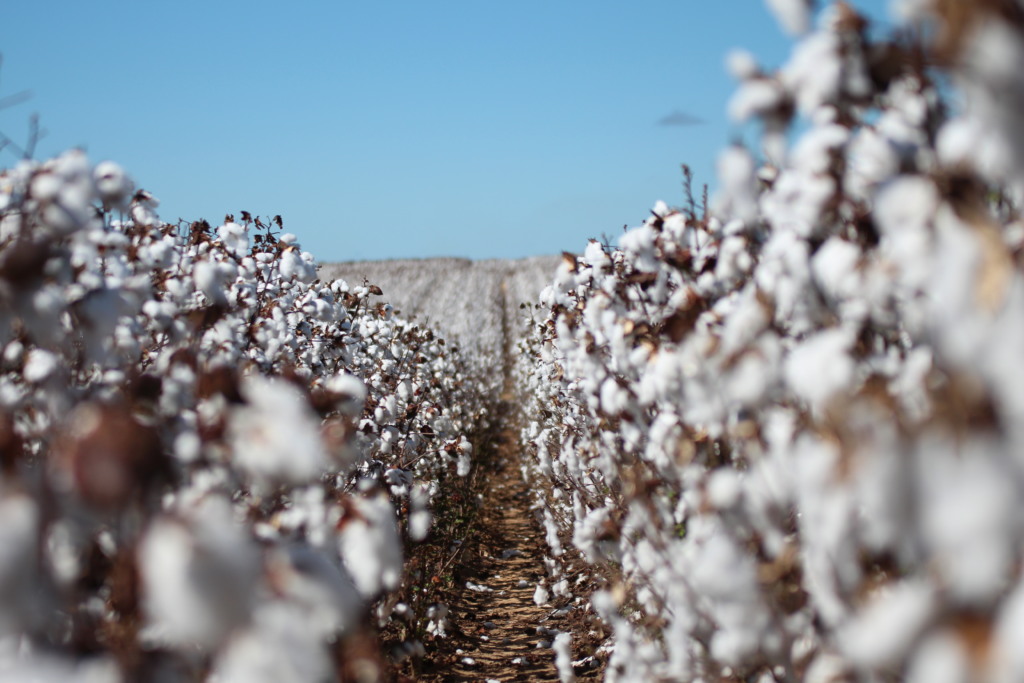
left=0, top=1, right=890, bottom=261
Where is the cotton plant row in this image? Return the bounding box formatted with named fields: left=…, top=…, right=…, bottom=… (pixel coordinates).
left=320, top=256, right=562, bottom=405
left=0, top=151, right=484, bottom=681
left=522, top=2, right=1024, bottom=682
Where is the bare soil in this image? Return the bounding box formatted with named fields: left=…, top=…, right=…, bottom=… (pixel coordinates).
left=413, top=417, right=605, bottom=682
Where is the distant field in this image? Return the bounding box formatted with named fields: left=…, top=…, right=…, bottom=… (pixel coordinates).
left=319, top=256, right=561, bottom=358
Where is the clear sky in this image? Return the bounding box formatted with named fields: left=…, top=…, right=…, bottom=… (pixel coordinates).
left=0, top=1, right=890, bottom=262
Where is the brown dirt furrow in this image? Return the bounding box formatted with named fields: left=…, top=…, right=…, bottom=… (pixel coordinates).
left=415, top=417, right=610, bottom=683
left=421, top=424, right=563, bottom=682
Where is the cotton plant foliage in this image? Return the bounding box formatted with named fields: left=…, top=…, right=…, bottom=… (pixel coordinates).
left=0, top=149, right=487, bottom=679
left=521, top=2, right=1024, bottom=682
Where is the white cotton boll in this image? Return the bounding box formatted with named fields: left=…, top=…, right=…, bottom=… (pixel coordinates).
left=544, top=509, right=564, bottom=557
left=726, top=352, right=774, bottom=406
left=707, top=469, right=743, bottom=509
left=905, top=630, right=970, bottom=683
left=534, top=582, right=550, bottom=606
left=784, top=327, right=856, bottom=409
left=22, top=349, right=58, bottom=383
left=210, top=602, right=334, bottom=683
left=782, top=33, right=842, bottom=114
left=599, top=377, right=629, bottom=416
left=875, top=176, right=938, bottom=238
left=409, top=506, right=432, bottom=542
left=0, top=655, right=122, bottom=683
left=228, top=375, right=329, bottom=491
left=554, top=632, right=576, bottom=683
left=129, top=191, right=160, bottom=227
left=30, top=171, right=62, bottom=202
left=812, top=237, right=861, bottom=300
left=193, top=260, right=229, bottom=305
left=937, top=118, right=990, bottom=172
left=0, top=493, right=39, bottom=635
left=280, top=247, right=317, bottom=283
left=44, top=520, right=80, bottom=588
left=456, top=451, right=471, bottom=477
left=766, top=0, right=811, bottom=35
left=618, top=224, right=660, bottom=273
left=139, top=502, right=257, bottom=651
left=839, top=578, right=937, bottom=669
left=265, top=544, right=363, bottom=637
left=218, top=222, right=249, bottom=257
left=917, top=438, right=1017, bottom=604
left=716, top=146, right=759, bottom=224
left=338, top=494, right=403, bottom=597
left=803, top=653, right=850, bottom=683
left=583, top=240, right=610, bottom=272
left=172, top=431, right=201, bottom=464
left=2, top=340, right=23, bottom=365
left=846, top=127, right=900, bottom=198
left=726, top=49, right=760, bottom=80
left=397, top=379, right=412, bottom=401
left=728, top=79, right=786, bottom=122
left=93, top=161, right=133, bottom=208
left=993, top=579, right=1024, bottom=681
left=573, top=507, right=613, bottom=563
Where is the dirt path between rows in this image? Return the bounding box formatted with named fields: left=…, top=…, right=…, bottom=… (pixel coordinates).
left=413, top=282, right=606, bottom=682
left=415, top=417, right=604, bottom=682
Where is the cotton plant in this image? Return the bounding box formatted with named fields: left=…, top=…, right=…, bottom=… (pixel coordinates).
left=0, top=149, right=486, bottom=678
left=522, top=2, right=1024, bottom=681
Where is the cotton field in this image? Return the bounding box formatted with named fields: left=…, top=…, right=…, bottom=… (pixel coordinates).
left=521, top=2, right=1024, bottom=682
left=3, top=1, right=1024, bottom=682
left=0, top=149, right=491, bottom=680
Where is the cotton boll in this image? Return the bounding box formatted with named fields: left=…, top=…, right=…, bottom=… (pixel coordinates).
left=265, top=544, right=363, bottom=637
left=0, top=655, right=122, bottom=683
left=916, top=436, right=1018, bottom=604
left=228, top=375, right=329, bottom=491
left=553, top=632, right=576, bottom=683
left=456, top=451, right=471, bottom=477
left=129, top=190, right=160, bottom=227
left=904, top=630, right=970, bottom=683
left=839, top=578, right=937, bottom=669
left=716, top=146, right=759, bottom=224
left=765, top=0, right=811, bottom=36
left=0, top=493, right=39, bottom=635
left=409, top=483, right=432, bottom=541
left=456, top=436, right=473, bottom=477
left=993, top=579, right=1024, bottom=681
left=707, top=469, right=743, bottom=510
left=583, top=240, right=611, bottom=272
left=338, top=493, right=403, bottom=598
left=728, top=79, right=786, bottom=123
left=280, top=247, right=316, bottom=283
left=210, top=602, right=335, bottom=683
left=784, top=327, right=856, bottom=410
left=544, top=509, right=564, bottom=557
left=874, top=176, right=938, bottom=238
left=218, top=222, right=249, bottom=257
left=534, top=582, right=550, bottom=606
left=22, top=349, right=58, bottom=383
left=193, top=260, right=229, bottom=306
left=811, top=237, right=862, bottom=301
left=726, top=49, right=760, bottom=80
left=93, top=161, right=133, bottom=209
left=138, top=498, right=258, bottom=651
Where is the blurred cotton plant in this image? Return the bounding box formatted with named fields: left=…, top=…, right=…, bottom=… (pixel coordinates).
left=521, top=1, right=1024, bottom=681
left=0, top=144, right=487, bottom=678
